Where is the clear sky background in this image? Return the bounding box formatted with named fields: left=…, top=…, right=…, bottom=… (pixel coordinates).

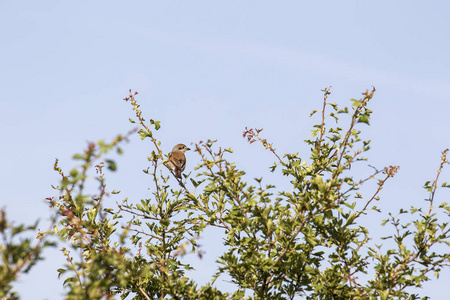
left=1, top=1, right=450, bottom=299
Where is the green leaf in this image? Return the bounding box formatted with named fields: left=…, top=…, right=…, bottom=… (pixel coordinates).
left=70, top=168, right=79, bottom=177
left=57, top=268, right=67, bottom=278
left=150, top=119, right=161, bottom=130
left=72, top=153, right=86, bottom=160
left=138, top=129, right=152, bottom=140
left=351, top=98, right=362, bottom=108
left=358, top=114, right=370, bottom=124
left=190, top=178, right=200, bottom=188
left=105, top=159, right=117, bottom=171
left=441, top=182, right=450, bottom=188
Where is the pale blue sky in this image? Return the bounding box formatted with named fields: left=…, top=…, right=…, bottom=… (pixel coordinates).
left=1, top=1, right=450, bottom=299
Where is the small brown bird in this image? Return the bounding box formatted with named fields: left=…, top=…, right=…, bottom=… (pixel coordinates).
left=167, top=144, right=190, bottom=179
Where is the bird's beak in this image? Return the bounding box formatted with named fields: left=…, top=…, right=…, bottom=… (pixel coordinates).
left=186, top=147, right=191, bottom=151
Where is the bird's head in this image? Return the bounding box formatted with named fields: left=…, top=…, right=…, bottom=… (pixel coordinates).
left=172, top=144, right=191, bottom=153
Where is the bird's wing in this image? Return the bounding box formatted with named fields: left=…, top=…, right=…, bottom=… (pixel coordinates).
left=170, top=151, right=186, bottom=170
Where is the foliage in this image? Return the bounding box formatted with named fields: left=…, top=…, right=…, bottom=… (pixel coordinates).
left=3, top=88, right=450, bottom=299
left=0, top=209, right=55, bottom=300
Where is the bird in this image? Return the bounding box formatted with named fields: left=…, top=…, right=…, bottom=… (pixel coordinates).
left=167, top=144, right=190, bottom=179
